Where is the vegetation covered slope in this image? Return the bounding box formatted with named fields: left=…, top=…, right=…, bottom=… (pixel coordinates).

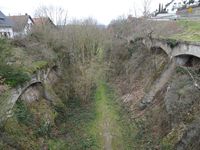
left=1, top=16, right=200, bottom=150
left=171, top=20, right=200, bottom=42
left=108, top=18, right=200, bottom=149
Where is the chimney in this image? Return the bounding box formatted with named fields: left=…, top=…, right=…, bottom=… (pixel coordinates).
left=159, top=3, right=161, bottom=12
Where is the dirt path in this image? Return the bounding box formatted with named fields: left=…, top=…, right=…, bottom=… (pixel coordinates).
left=93, top=82, right=124, bottom=150
left=103, top=115, right=112, bottom=150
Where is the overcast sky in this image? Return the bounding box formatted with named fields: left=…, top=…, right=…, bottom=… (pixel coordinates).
left=1, top=0, right=170, bottom=25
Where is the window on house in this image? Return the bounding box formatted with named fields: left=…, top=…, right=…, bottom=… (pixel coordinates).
left=3, top=32, right=7, bottom=37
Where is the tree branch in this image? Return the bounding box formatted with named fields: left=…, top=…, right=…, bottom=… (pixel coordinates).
left=185, top=67, right=200, bottom=90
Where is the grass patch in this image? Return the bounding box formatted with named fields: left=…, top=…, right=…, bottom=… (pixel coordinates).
left=14, top=100, right=34, bottom=126
left=0, top=39, right=12, bottom=63
left=24, top=60, right=48, bottom=74
left=48, top=139, right=67, bottom=150
left=52, top=81, right=138, bottom=149
left=1, top=80, right=139, bottom=149
left=90, top=81, right=137, bottom=149
left=54, top=95, right=98, bottom=150
left=161, top=124, right=186, bottom=150
left=0, top=64, right=30, bottom=87
left=171, top=20, right=200, bottom=42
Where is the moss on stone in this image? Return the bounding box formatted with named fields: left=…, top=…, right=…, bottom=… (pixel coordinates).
left=23, top=60, right=48, bottom=74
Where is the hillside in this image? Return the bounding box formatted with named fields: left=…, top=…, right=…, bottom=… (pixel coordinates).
left=0, top=18, right=200, bottom=149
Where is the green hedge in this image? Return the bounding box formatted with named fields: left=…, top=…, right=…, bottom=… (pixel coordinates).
left=0, top=64, right=30, bottom=87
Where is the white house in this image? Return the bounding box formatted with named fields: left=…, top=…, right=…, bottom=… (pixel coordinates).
left=0, top=11, right=13, bottom=38
left=184, top=0, right=200, bottom=7
left=8, top=14, right=34, bottom=37
left=165, top=0, right=184, bottom=13
left=152, top=0, right=185, bottom=20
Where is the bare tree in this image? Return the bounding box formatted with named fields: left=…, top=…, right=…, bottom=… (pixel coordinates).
left=185, top=67, right=200, bottom=90
left=142, top=0, right=152, bottom=17
left=34, top=6, right=68, bottom=26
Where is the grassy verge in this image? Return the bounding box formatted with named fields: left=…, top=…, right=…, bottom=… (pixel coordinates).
left=90, top=81, right=137, bottom=149
left=51, top=95, right=98, bottom=150
left=55, top=80, right=138, bottom=149
left=0, top=64, right=30, bottom=87
left=170, top=20, right=200, bottom=42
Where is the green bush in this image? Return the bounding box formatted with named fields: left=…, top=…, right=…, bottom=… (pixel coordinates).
left=36, top=120, right=51, bottom=138
left=14, top=100, right=34, bottom=126
left=0, top=64, right=30, bottom=87
left=166, top=39, right=179, bottom=49
left=0, top=39, right=12, bottom=64
left=48, top=139, right=67, bottom=150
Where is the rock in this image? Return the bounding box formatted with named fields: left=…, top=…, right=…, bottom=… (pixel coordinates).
left=139, top=101, right=147, bottom=110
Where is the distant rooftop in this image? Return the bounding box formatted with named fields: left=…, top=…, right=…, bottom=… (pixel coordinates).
left=0, top=11, right=13, bottom=27
left=33, top=17, right=55, bottom=27
left=8, top=14, right=34, bottom=32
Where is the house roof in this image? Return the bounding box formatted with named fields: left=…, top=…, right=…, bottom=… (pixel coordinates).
left=0, top=11, right=13, bottom=27
left=33, top=17, right=55, bottom=27
left=8, top=14, right=34, bottom=32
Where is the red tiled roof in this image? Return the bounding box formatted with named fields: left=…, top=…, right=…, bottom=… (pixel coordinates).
left=33, top=17, right=55, bottom=26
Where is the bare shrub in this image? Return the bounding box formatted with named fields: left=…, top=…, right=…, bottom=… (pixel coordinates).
left=34, top=6, right=68, bottom=26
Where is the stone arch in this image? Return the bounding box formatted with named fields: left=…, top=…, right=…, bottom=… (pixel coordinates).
left=15, top=81, right=43, bottom=103
left=173, top=51, right=200, bottom=59
left=172, top=43, right=200, bottom=59
left=144, top=38, right=200, bottom=60
left=175, top=54, right=200, bottom=67
left=46, top=65, right=59, bottom=83
left=150, top=46, right=169, bottom=57
left=143, top=38, right=172, bottom=57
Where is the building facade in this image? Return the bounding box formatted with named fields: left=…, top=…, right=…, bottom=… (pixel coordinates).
left=0, top=11, right=13, bottom=38
left=8, top=14, right=34, bottom=37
